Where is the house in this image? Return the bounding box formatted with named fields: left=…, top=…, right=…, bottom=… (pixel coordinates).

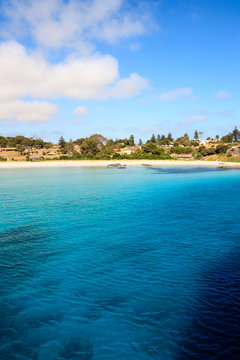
left=120, top=147, right=135, bottom=155
left=199, top=140, right=210, bottom=145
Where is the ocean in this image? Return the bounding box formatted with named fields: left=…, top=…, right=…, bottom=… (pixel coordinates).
left=0, top=166, right=240, bottom=360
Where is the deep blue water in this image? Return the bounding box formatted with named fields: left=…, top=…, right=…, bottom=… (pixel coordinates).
left=0, top=166, right=240, bottom=360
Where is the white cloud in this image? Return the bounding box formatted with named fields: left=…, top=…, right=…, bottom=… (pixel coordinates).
left=214, top=90, right=231, bottom=100
left=182, top=114, right=208, bottom=125
left=0, top=41, right=148, bottom=102
left=0, top=100, right=58, bottom=122
left=0, top=1, right=156, bottom=125
left=0, top=41, right=149, bottom=122
left=0, top=0, right=155, bottom=51
left=74, top=106, right=89, bottom=116
left=159, top=88, right=193, bottom=102
left=107, top=73, right=150, bottom=99
left=0, top=1, right=155, bottom=125
left=95, top=16, right=146, bottom=44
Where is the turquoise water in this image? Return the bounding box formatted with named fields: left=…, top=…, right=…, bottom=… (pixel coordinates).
left=0, top=166, right=240, bottom=360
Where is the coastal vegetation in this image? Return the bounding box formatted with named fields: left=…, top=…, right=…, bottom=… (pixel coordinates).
left=0, top=127, right=240, bottom=162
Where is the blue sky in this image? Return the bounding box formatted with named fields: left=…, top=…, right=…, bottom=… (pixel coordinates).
left=0, top=0, right=239, bottom=142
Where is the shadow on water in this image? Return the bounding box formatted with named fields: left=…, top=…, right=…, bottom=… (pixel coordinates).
left=0, top=225, right=52, bottom=274
left=0, top=224, right=48, bottom=244
left=60, top=339, right=93, bottom=360
left=148, top=167, right=230, bottom=175
left=0, top=225, right=60, bottom=359
left=177, top=252, right=240, bottom=360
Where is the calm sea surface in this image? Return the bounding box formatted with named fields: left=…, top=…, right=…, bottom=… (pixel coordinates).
left=0, top=166, right=240, bottom=360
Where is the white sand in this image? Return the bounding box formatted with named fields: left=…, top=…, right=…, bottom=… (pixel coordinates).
left=0, top=160, right=240, bottom=169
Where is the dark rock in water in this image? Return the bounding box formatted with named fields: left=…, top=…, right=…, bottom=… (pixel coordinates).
left=106, top=163, right=127, bottom=168
left=106, top=163, right=121, bottom=168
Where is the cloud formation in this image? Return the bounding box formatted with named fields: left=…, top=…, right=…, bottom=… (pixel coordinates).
left=0, top=0, right=155, bottom=51
left=74, top=106, right=89, bottom=116
left=159, top=88, right=193, bottom=102
left=0, top=42, right=149, bottom=100
left=214, top=90, right=230, bottom=100
left=0, top=100, right=58, bottom=122
left=0, top=41, right=119, bottom=101
left=106, top=73, right=149, bottom=99
left=0, top=41, right=149, bottom=121
left=0, top=1, right=154, bottom=124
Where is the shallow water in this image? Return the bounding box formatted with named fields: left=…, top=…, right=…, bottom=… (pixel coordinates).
left=0, top=166, right=240, bottom=360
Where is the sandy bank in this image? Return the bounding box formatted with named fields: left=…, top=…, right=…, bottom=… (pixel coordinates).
left=0, top=160, right=240, bottom=169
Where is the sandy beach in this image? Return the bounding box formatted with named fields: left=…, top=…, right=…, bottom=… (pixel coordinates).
left=0, top=160, right=240, bottom=169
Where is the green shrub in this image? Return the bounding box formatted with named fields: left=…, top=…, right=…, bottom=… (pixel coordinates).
left=207, top=148, right=216, bottom=155
left=216, top=144, right=228, bottom=154
left=112, top=153, right=122, bottom=159
left=170, top=146, right=193, bottom=154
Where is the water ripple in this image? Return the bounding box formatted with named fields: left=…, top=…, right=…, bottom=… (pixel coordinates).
left=0, top=167, right=240, bottom=359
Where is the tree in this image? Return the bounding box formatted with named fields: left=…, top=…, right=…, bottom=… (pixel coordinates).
left=129, top=135, right=135, bottom=146
left=221, top=133, right=233, bottom=143
left=194, top=130, right=199, bottom=140
left=58, top=136, right=66, bottom=149
left=0, top=136, right=7, bottom=148
left=216, top=135, right=219, bottom=140
left=66, top=139, right=74, bottom=153
left=16, top=144, right=25, bottom=155
left=101, top=144, right=114, bottom=156
left=176, top=133, right=190, bottom=146
left=106, top=139, right=115, bottom=146
left=34, top=138, right=45, bottom=148
left=80, top=139, right=99, bottom=155
left=88, top=134, right=107, bottom=146
left=139, top=139, right=143, bottom=146
left=232, top=126, right=240, bottom=142
left=142, top=142, right=164, bottom=155
left=74, top=138, right=86, bottom=146
left=167, top=132, right=173, bottom=141
left=150, top=134, right=156, bottom=143
left=157, top=134, right=161, bottom=143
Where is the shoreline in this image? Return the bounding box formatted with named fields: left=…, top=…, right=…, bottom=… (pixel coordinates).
left=0, top=160, right=240, bottom=169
